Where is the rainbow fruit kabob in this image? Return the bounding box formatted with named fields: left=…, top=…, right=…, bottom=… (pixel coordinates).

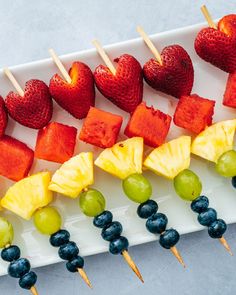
left=48, top=151, right=143, bottom=283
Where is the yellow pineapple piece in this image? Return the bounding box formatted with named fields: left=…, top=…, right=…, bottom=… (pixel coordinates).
left=144, top=136, right=191, bottom=179
left=95, top=137, right=143, bottom=179
left=1, top=172, right=53, bottom=220
left=49, top=152, right=94, bottom=198
left=191, top=119, right=236, bottom=163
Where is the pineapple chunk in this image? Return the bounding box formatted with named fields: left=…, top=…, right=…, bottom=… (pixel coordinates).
left=49, top=152, right=94, bottom=198
left=191, top=119, right=236, bottom=163
left=1, top=172, right=53, bottom=220
left=95, top=137, right=143, bottom=179
left=144, top=136, right=191, bottom=179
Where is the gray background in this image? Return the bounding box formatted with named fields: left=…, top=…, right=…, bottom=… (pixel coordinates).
left=0, top=0, right=236, bottom=294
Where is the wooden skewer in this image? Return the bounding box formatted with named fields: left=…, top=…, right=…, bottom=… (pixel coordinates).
left=170, top=246, right=186, bottom=268
left=136, top=25, right=162, bottom=65
left=122, top=250, right=144, bottom=283
left=77, top=268, right=93, bottom=288
left=49, top=48, right=72, bottom=83
left=3, top=68, right=24, bottom=97
left=30, top=286, right=38, bottom=295
left=219, top=237, right=233, bottom=256
left=201, top=5, right=217, bottom=29
left=92, top=40, right=116, bottom=75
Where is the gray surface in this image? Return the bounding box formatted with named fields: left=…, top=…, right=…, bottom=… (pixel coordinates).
left=0, top=0, right=236, bottom=294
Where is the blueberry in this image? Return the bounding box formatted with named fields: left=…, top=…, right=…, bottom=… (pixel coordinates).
left=93, top=211, right=113, bottom=228
left=58, top=242, right=79, bottom=260
left=19, top=271, right=37, bottom=290
left=208, top=219, right=227, bottom=239
left=66, top=256, right=84, bottom=272
left=191, top=196, right=209, bottom=213
left=1, top=245, right=20, bottom=262
left=146, top=213, right=168, bottom=234
left=198, top=208, right=217, bottom=226
left=50, top=230, right=70, bottom=247
left=232, top=176, right=236, bottom=189
left=159, top=229, right=180, bottom=249
left=109, top=236, right=129, bottom=255
left=8, top=258, right=30, bottom=278
left=137, top=200, right=158, bottom=219
left=101, top=221, right=122, bottom=241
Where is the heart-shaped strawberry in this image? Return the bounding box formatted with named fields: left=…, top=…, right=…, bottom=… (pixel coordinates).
left=218, top=14, right=236, bottom=37
left=49, top=62, right=95, bottom=119
left=194, top=27, right=236, bottom=73
left=5, top=79, right=53, bottom=129
left=143, top=45, right=194, bottom=98
left=94, top=54, right=143, bottom=113
left=0, top=96, right=8, bottom=137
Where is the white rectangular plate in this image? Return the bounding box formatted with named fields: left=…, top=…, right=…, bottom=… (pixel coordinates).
left=0, top=21, right=235, bottom=275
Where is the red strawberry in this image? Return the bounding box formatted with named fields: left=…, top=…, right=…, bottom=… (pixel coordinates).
left=49, top=62, right=95, bottom=119
left=0, top=135, right=34, bottom=181
left=5, top=79, right=53, bottom=129
left=218, top=14, right=236, bottom=37
left=143, top=45, right=194, bottom=98
left=94, top=54, right=143, bottom=113
left=0, top=96, right=8, bottom=137
left=223, top=72, right=236, bottom=108
left=194, top=27, right=236, bottom=73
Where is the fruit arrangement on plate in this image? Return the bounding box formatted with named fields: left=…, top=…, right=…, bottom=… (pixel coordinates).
left=0, top=5, right=235, bottom=294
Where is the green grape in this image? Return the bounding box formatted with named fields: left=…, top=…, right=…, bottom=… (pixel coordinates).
left=34, top=207, right=62, bottom=235
left=0, top=217, right=14, bottom=248
left=174, top=169, right=202, bottom=201
left=122, top=173, right=152, bottom=203
left=79, top=189, right=106, bottom=217
left=216, top=150, right=236, bottom=177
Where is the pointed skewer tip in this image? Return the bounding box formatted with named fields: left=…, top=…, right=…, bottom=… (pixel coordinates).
left=77, top=268, right=93, bottom=289
left=122, top=250, right=144, bottom=283
left=30, top=286, right=38, bottom=295
left=170, top=247, right=186, bottom=268
left=219, top=237, right=233, bottom=256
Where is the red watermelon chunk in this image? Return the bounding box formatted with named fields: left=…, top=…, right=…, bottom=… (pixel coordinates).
left=79, top=107, right=123, bottom=148
left=0, top=135, right=34, bottom=181
left=223, top=73, right=236, bottom=108
left=174, top=94, right=215, bottom=134
left=124, top=102, right=172, bottom=147
left=35, top=122, right=77, bottom=163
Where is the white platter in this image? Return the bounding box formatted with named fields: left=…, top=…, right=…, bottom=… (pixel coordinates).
left=0, top=21, right=235, bottom=276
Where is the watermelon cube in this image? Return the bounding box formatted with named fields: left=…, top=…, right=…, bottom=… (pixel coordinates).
left=124, top=102, right=172, bottom=147
left=79, top=107, right=123, bottom=148
left=35, top=122, right=77, bottom=163
left=223, top=73, right=236, bottom=108
left=174, top=94, right=215, bottom=134
left=0, top=135, right=34, bottom=181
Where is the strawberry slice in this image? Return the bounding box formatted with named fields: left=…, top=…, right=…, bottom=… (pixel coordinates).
left=0, top=136, right=34, bottom=181
left=174, top=94, right=215, bottom=134
left=0, top=96, right=7, bottom=138
left=79, top=107, right=123, bottom=148
left=124, top=102, right=171, bottom=147
left=35, top=122, right=77, bottom=163
left=218, top=14, right=236, bottom=37
left=223, top=73, right=236, bottom=108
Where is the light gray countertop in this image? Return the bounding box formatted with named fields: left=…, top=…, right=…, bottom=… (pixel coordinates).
left=0, top=0, right=236, bottom=294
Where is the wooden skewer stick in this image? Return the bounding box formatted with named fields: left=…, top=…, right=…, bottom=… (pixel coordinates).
left=92, top=40, right=116, bottom=75
left=30, top=286, right=38, bottom=295
left=49, top=48, right=72, bottom=83
left=77, top=268, right=93, bottom=288
left=219, top=237, right=233, bottom=256
left=137, top=25, right=162, bottom=65
left=170, top=246, right=186, bottom=268
left=201, top=5, right=217, bottom=29
left=122, top=250, right=144, bottom=283
left=3, top=68, right=24, bottom=97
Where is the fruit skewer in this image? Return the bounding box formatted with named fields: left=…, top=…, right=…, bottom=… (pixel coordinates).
left=192, top=119, right=236, bottom=191
left=143, top=135, right=232, bottom=255
left=95, top=137, right=185, bottom=267
left=48, top=152, right=144, bottom=282
left=0, top=216, right=38, bottom=294
left=0, top=172, right=92, bottom=288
